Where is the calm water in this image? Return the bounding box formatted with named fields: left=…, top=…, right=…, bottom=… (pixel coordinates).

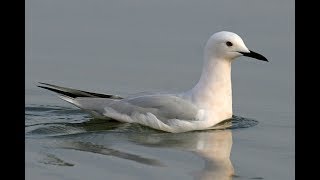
left=25, top=0, right=294, bottom=179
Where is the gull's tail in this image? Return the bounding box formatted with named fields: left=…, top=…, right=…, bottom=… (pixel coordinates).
left=37, top=82, right=122, bottom=119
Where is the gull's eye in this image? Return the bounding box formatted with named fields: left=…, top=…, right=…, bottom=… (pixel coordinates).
left=226, top=41, right=233, bottom=47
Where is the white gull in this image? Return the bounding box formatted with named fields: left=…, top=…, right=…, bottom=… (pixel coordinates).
left=38, top=31, right=268, bottom=133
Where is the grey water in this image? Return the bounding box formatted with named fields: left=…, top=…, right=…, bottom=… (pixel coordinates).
left=25, top=0, right=294, bottom=179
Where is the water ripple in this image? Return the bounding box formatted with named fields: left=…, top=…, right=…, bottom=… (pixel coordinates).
left=25, top=105, right=258, bottom=137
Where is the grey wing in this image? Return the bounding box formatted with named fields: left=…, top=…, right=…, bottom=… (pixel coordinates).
left=58, top=97, right=120, bottom=119
left=107, top=94, right=200, bottom=121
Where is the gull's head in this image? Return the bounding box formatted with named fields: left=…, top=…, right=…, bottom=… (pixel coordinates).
left=205, top=31, right=268, bottom=62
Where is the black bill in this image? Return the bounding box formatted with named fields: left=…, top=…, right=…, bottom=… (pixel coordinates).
left=240, top=50, right=268, bottom=62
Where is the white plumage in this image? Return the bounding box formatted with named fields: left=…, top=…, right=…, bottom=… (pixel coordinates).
left=39, top=31, right=267, bottom=133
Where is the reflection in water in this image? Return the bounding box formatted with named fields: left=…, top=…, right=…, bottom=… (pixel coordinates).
left=129, top=130, right=234, bottom=180
left=39, top=153, right=74, bottom=167
left=45, top=120, right=234, bottom=179
left=26, top=106, right=247, bottom=180
left=57, top=141, right=164, bottom=167
left=192, top=131, right=234, bottom=180
left=53, top=129, right=233, bottom=179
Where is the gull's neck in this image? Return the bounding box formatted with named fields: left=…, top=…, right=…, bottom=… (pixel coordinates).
left=186, top=55, right=233, bottom=121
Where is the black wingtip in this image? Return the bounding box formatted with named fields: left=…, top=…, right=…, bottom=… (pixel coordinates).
left=37, top=85, right=78, bottom=98
left=38, top=82, right=124, bottom=99
left=38, top=82, right=55, bottom=87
